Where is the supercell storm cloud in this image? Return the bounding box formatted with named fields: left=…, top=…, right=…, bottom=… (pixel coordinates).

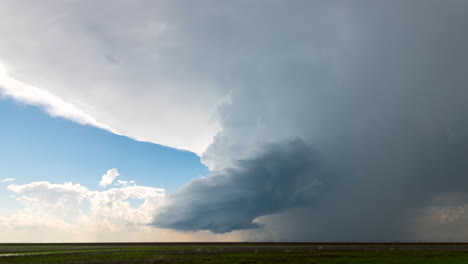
left=1, top=0, right=468, bottom=242
left=153, top=0, right=468, bottom=240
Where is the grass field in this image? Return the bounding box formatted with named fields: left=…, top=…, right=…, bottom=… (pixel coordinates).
left=1, top=243, right=468, bottom=263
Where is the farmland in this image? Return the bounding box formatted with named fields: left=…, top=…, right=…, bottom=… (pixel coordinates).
left=1, top=242, right=468, bottom=263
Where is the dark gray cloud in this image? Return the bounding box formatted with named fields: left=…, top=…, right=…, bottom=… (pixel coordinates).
left=153, top=0, right=468, bottom=241
left=154, top=139, right=323, bottom=233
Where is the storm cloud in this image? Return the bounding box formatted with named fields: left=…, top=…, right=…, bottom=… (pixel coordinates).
left=153, top=0, right=468, bottom=241
left=2, top=0, right=468, bottom=241
left=154, top=139, right=323, bottom=233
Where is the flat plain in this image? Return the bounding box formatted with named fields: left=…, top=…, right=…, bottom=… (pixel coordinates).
left=1, top=242, right=468, bottom=263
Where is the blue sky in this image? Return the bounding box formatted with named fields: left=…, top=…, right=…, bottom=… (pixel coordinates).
left=0, top=95, right=219, bottom=242
left=0, top=97, right=207, bottom=210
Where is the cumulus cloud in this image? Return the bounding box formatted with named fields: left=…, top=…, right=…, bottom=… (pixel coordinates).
left=0, top=172, right=236, bottom=242
left=7, top=181, right=88, bottom=223
left=88, top=185, right=164, bottom=227
left=99, top=168, right=120, bottom=187
left=2, top=169, right=165, bottom=236
left=1, top=178, right=15, bottom=183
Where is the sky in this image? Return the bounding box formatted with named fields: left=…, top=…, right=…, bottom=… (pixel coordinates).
left=1, top=0, right=468, bottom=242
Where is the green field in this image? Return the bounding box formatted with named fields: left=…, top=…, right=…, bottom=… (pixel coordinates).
left=1, top=243, right=468, bottom=263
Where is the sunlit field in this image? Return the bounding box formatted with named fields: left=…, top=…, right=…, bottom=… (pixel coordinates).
left=1, top=243, right=468, bottom=263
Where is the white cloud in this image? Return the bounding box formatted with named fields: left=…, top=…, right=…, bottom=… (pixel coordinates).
left=3, top=171, right=165, bottom=233
left=87, top=185, right=164, bottom=227
left=1, top=178, right=15, bottom=183
left=7, top=181, right=88, bottom=223
left=115, top=179, right=135, bottom=187
left=0, top=64, right=116, bottom=133
left=115, top=180, right=127, bottom=186
left=0, top=1, right=224, bottom=154
left=99, top=168, right=120, bottom=187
